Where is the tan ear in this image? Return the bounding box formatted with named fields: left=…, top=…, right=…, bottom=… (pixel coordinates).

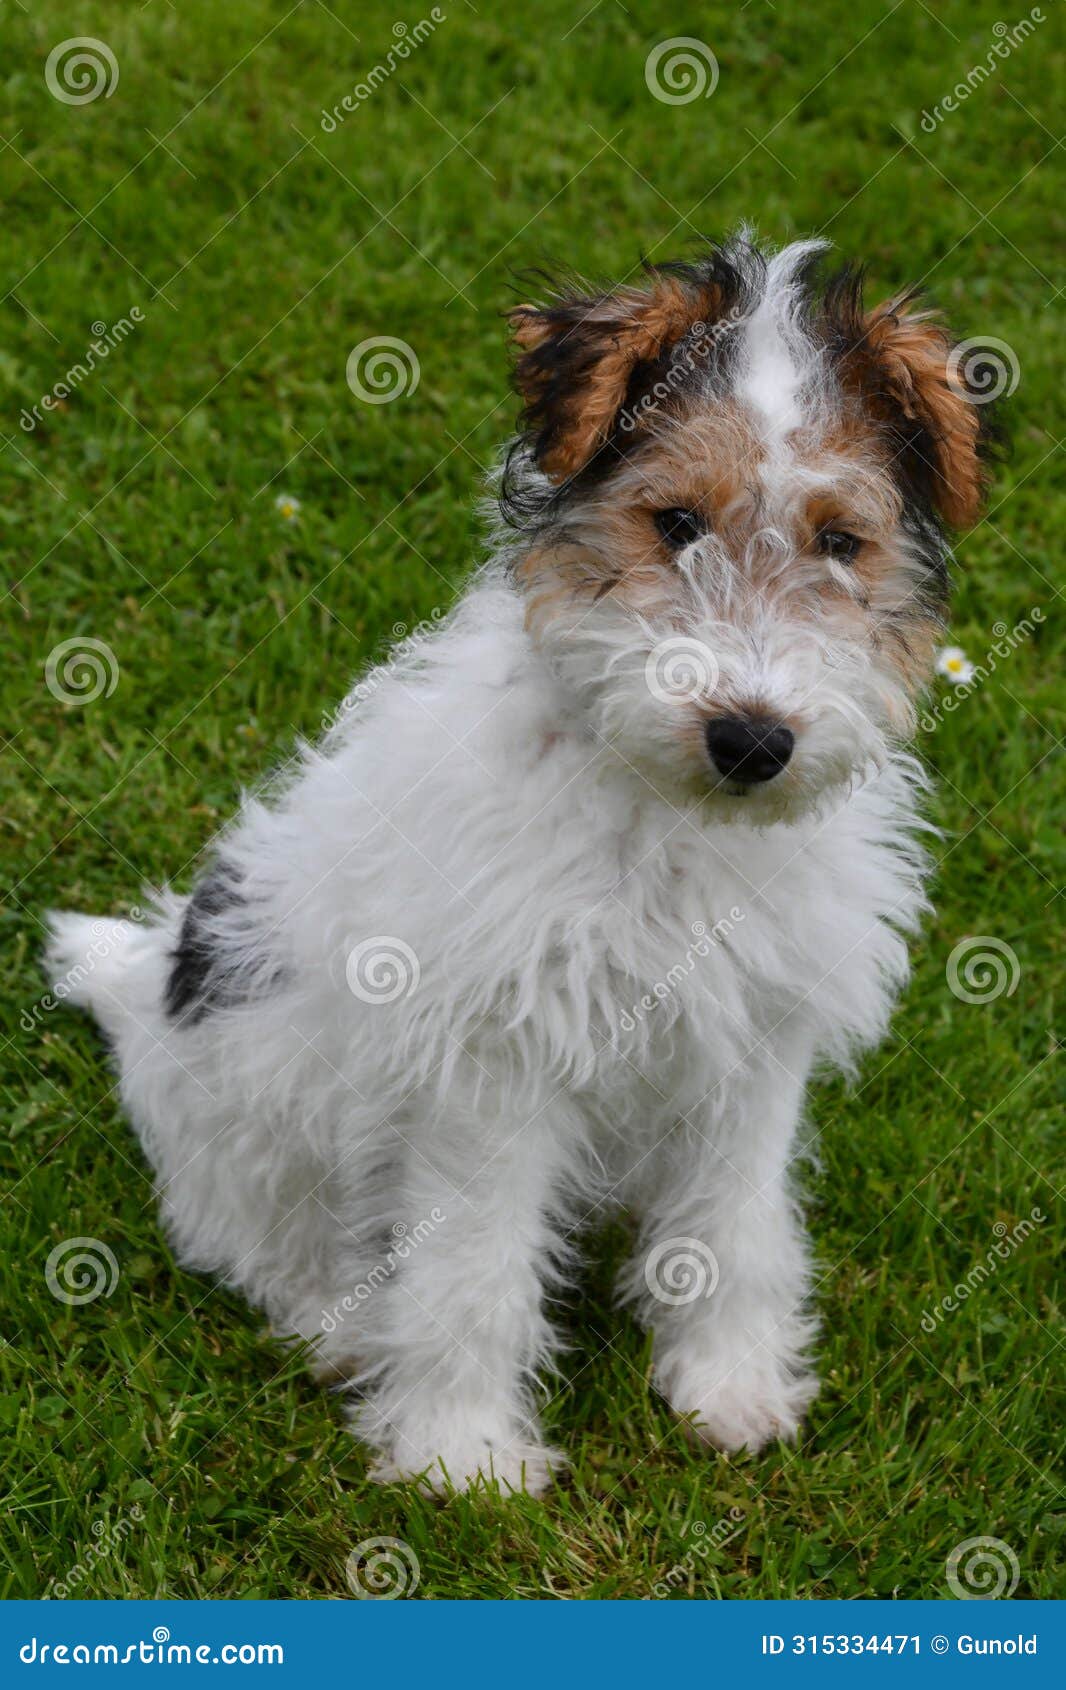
left=861, top=300, right=984, bottom=529
left=508, top=272, right=722, bottom=481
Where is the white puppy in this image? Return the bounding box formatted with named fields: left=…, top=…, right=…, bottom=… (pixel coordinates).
left=48, top=234, right=996, bottom=1494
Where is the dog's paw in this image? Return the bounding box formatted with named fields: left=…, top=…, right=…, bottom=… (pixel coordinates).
left=662, top=1356, right=818, bottom=1454
left=369, top=1439, right=561, bottom=1498
left=349, top=1402, right=561, bottom=1497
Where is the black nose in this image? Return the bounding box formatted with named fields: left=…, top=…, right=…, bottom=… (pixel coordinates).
left=705, top=716, right=794, bottom=783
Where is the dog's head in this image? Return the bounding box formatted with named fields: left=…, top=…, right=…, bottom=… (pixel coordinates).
left=503, top=235, right=1001, bottom=820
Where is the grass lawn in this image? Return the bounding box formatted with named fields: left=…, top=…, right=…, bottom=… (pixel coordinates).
left=1, top=0, right=1063, bottom=1600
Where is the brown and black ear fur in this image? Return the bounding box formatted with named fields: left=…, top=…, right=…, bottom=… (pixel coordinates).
left=824, top=267, right=1004, bottom=532
left=505, top=249, right=753, bottom=489
left=508, top=275, right=708, bottom=483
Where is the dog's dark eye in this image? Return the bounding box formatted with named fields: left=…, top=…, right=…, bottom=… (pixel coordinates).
left=817, top=528, right=862, bottom=563
left=655, top=508, right=704, bottom=549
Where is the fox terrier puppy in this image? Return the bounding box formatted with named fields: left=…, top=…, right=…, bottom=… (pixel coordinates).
left=48, top=233, right=998, bottom=1495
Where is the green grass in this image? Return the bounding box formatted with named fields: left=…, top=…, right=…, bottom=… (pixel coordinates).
left=1, top=0, right=1063, bottom=1601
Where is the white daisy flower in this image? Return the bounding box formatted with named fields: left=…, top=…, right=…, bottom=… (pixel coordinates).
left=274, top=492, right=301, bottom=523
left=936, top=646, right=975, bottom=686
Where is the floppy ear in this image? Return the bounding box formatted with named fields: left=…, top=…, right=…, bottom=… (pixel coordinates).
left=859, top=300, right=986, bottom=530
left=508, top=271, right=721, bottom=481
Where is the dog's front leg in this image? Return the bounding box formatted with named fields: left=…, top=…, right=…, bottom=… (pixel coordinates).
left=348, top=1098, right=572, bottom=1497
left=627, top=1026, right=820, bottom=1453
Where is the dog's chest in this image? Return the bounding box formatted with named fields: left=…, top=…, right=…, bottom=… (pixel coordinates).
left=596, top=845, right=812, bottom=1053
left=543, top=800, right=918, bottom=1105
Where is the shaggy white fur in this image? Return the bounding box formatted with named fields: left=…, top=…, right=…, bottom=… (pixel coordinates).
left=47, top=236, right=950, bottom=1496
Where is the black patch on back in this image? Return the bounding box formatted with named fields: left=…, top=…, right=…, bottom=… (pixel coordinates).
left=165, top=858, right=254, bottom=1025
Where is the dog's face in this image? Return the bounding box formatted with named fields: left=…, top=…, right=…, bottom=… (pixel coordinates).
left=505, top=239, right=994, bottom=820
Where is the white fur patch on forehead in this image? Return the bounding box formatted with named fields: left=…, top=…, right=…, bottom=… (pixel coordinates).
left=734, top=239, right=828, bottom=444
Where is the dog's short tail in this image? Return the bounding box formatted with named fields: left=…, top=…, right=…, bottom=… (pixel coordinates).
left=44, top=909, right=171, bottom=1045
